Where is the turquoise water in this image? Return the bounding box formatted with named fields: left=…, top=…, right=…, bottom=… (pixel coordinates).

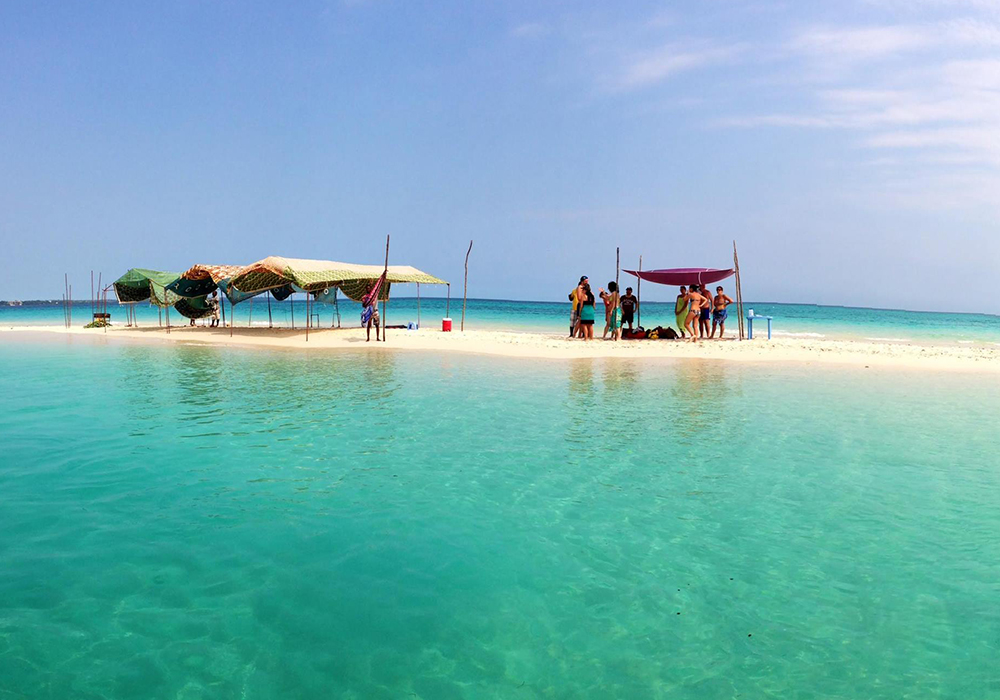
left=1, top=337, right=999, bottom=698
left=3, top=297, right=1000, bottom=344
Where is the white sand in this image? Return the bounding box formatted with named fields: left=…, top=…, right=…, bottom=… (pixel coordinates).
left=3, top=324, right=1000, bottom=373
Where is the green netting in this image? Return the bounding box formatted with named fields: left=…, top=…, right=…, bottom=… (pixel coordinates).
left=174, top=296, right=213, bottom=319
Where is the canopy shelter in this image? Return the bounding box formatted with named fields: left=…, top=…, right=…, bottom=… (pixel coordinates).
left=624, top=267, right=734, bottom=287
left=229, top=256, right=448, bottom=301
left=175, top=264, right=283, bottom=305
left=113, top=268, right=182, bottom=306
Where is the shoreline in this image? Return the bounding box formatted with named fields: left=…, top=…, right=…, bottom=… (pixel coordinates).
left=2, top=324, right=999, bottom=372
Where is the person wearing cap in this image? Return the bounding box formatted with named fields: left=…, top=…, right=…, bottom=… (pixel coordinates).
left=620, top=286, right=637, bottom=332
left=568, top=275, right=588, bottom=337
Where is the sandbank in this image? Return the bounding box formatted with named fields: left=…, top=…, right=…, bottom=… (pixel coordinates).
left=2, top=324, right=999, bottom=373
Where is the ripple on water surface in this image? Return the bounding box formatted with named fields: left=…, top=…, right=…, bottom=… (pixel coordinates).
left=0, top=341, right=999, bottom=699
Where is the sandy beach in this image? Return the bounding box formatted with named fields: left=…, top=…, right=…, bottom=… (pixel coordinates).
left=3, top=324, right=999, bottom=372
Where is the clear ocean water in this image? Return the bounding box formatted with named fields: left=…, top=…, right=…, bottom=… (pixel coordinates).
left=3, top=297, right=1000, bottom=345
left=1, top=337, right=999, bottom=698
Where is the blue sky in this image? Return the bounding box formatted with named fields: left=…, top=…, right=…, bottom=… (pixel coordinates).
left=2, top=0, right=999, bottom=312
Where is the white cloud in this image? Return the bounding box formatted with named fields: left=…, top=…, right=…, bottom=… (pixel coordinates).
left=613, top=43, right=743, bottom=90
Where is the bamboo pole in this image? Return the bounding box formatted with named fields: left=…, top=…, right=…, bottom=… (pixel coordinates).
left=267, top=293, right=273, bottom=328
left=229, top=298, right=234, bottom=337
left=69, top=284, right=72, bottom=327
left=446, top=283, right=451, bottom=319
left=91, top=271, right=94, bottom=321
left=733, top=240, right=745, bottom=341
left=290, top=292, right=294, bottom=329
left=221, top=292, right=226, bottom=328
left=249, top=295, right=253, bottom=328
left=165, top=297, right=170, bottom=334
left=382, top=235, right=390, bottom=342
left=334, top=287, right=341, bottom=328
left=305, top=291, right=310, bottom=342
left=461, top=239, right=472, bottom=331
left=416, top=282, right=421, bottom=329
left=637, top=255, right=642, bottom=328
left=614, top=247, right=620, bottom=341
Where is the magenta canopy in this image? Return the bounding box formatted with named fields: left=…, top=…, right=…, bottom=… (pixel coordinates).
left=623, top=267, right=735, bottom=287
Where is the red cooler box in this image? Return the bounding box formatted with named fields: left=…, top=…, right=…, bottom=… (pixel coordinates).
left=442, top=317, right=453, bottom=332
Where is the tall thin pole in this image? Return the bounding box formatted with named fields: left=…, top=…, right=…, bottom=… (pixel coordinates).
left=267, top=293, right=273, bottom=328
left=290, top=293, right=294, bottom=329
left=461, top=239, right=473, bottom=331
left=221, top=291, right=226, bottom=328
left=69, top=284, right=72, bottom=327
left=305, top=291, right=310, bottom=342
left=382, top=235, right=390, bottom=342
left=333, top=287, right=341, bottom=328
left=91, top=271, right=94, bottom=320
left=229, top=298, right=234, bottom=337
left=249, top=295, right=253, bottom=328
left=446, top=284, right=451, bottom=319
left=165, top=297, right=170, bottom=334
left=637, top=255, right=642, bottom=328
left=614, top=247, right=620, bottom=341
left=416, top=282, right=421, bottom=328
left=734, top=240, right=745, bottom=341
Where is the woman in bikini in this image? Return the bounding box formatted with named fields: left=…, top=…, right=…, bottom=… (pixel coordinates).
left=685, top=286, right=703, bottom=342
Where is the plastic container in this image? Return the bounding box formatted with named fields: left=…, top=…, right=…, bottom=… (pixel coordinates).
left=442, top=317, right=452, bottom=332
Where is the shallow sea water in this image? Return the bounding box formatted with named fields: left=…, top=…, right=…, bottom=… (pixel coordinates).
left=1, top=339, right=999, bottom=699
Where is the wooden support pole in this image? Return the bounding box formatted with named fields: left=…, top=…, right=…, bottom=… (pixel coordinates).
left=733, top=240, right=745, bottom=341
left=416, top=282, right=421, bottom=328
left=446, top=283, right=451, bottom=319
left=249, top=295, right=253, bottom=328
left=305, top=291, right=309, bottom=342
left=614, top=247, right=620, bottom=341
left=290, top=292, right=294, bottom=330
left=91, top=271, right=94, bottom=320
left=382, top=234, right=390, bottom=342
left=229, top=298, right=234, bottom=337
left=637, top=255, right=642, bottom=328
left=461, top=239, right=472, bottom=332
left=267, top=293, right=272, bottom=328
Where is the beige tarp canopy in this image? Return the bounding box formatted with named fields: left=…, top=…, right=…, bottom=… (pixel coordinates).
left=229, top=256, right=448, bottom=301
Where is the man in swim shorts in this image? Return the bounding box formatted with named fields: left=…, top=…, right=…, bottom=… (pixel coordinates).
left=711, top=286, right=734, bottom=338
left=692, top=285, right=712, bottom=338
left=620, top=287, right=637, bottom=331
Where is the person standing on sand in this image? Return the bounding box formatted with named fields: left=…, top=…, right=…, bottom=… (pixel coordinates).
left=599, top=281, right=619, bottom=340
left=568, top=275, right=587, bottom=337
left=711, top=286, right=734, bottom=338
left=693, top=284, right=712, bottom=338
left=365, top=305, right=380, bottom=341
left=675, top=286, right=689, bottom=337
left=686, top=286, right=707, bottom=342
left=578, top=283, right=596, bottom=340
left=620, top=287, right=637, bottom=332
left=209, top=291, right=220, bottom=328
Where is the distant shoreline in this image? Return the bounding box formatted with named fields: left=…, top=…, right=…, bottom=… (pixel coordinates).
left=3, top=297, right=999, bottom=319
left=3, top=324, right=999, bottom=374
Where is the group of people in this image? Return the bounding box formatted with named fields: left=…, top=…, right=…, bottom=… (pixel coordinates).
left=674, top=284, right=733, bottom=341
left=568, top=275, right=638, bottom=341
left=568, top=275, right=734, bottom=341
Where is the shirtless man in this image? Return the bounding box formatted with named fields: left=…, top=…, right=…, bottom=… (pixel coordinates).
left=711, top=286, right=734, bottom=338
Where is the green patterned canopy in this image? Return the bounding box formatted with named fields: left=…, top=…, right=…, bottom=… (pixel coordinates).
left=113, top=269, right=181, bottom=307
left=230, top=256, right=448, bottom=301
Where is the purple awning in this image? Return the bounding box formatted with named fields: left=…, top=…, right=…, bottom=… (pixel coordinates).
left=623, top=267, right=735, bottom=287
